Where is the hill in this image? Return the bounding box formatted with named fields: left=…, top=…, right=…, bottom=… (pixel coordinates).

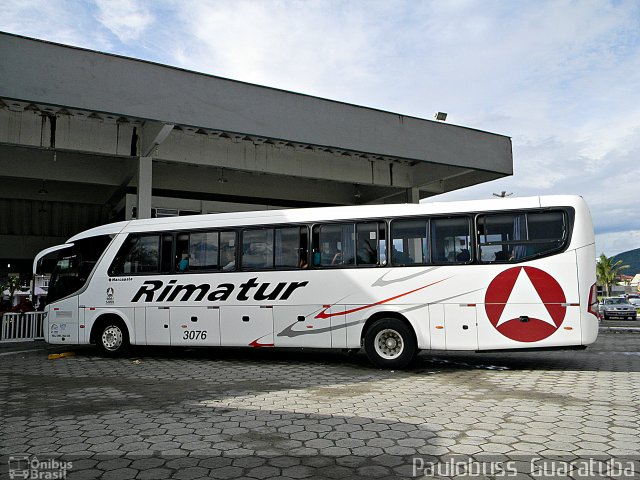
left=611, top=247, right=640, bottom=276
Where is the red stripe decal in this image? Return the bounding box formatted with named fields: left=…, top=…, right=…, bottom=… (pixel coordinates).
left=315, top=278, right=449, bottom=319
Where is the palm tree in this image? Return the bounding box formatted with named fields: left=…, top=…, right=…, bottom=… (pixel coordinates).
left=596, top=253, right=629, bottom=297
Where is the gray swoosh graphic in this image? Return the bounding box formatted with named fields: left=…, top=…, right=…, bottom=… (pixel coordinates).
left=371, top=267, right=443, bottom=287
left=277, top=319, right=366, bottom=338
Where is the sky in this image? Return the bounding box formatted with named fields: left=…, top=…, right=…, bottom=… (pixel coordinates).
left=1, top=0, right=638, bottom=257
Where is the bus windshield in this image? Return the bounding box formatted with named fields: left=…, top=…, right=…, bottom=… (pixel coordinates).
left=47, top=235, right=113, bottom=304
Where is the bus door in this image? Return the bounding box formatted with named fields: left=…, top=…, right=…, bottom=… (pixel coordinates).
left=445, top=304, right=478, bottom=350
left=49, top=296, right=80, bottom=344
left=220, top=306, right=274, bottom=347
left=273, top=305, right=334, bottom=348
left=170, top=306, right=220, bottom=346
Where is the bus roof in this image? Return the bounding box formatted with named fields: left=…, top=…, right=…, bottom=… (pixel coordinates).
left=67, top=195, right=588, bottom=241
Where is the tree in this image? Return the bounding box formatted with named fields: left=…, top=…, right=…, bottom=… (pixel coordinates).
left=596, top=253, right=629, bottom=297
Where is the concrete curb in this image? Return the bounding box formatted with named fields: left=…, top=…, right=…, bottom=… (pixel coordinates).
left=599, top=326, right=640, bottom=333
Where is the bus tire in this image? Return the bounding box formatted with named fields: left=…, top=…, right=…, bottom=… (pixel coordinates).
left=95, top=318, right=129, bottom=357
left=364, top=318, right=417, bottom=369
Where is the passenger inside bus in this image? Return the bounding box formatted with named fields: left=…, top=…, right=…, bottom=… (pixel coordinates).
left=177, top=253, right=189, bottom=272
left=391, top=245, right=412, bottom=264
left=494, top=250, right=510, bottom=261
left=222, top=247, right=235, bottom=271
left=356, top=238, right=377, bottom=265
left=456, top=249, right=471, bottom=262
left=433, top=240, right=448, bottom=262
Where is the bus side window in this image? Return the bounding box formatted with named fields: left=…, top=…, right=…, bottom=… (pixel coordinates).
left=431, top=217, right=471, bottom=264
left=242, top=229, right=274, bottom=270
left=188, top=231, right=219, bottom=271
left=390, top=219, right=428, bottom=265
left=275, top=226, right=308, bottom=269
left=160, top=234, right=173, bottom=273
left=526, top=212, right=566, bottom=257
left=175, top=233, right=190, bottom=272
left=298, top=227, right=309, bottom=268
left=312, top=224, right=355, bottom=267
left=478, top=214, right=515, bottom=262
left=477, top=211, right=567, bottom=263
left=355, top=222, right=380, bottom=266
left=311, top=227, right=321, bottom=266
left=313, top=225, right=341, bottom=266
left=219, top=231, right=236, bottom=271
left=109, top=234, right=160, bottom=275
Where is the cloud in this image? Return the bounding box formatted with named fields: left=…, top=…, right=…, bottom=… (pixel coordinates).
left=596, top=231, right=640, bottom=259
left=94, top=0, right=154, bottom=43
left=166, top=0, right=388, bottom=101
left=0, top=0, right=108, bottom=49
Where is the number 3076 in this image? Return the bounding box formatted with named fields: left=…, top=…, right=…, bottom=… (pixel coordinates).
left=183, top=330, right=207, bottom=340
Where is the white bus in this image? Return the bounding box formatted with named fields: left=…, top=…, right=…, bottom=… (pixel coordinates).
left=33, top=195, right=598, bottom=368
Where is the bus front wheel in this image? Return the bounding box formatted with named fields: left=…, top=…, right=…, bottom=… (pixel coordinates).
left=96, top=319, right=129, bottom=357
left=364, top=318, right=417, bottom=369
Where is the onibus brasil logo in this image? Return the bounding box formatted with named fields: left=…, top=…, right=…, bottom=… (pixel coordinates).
left=8, top=455, right=72, bottom=479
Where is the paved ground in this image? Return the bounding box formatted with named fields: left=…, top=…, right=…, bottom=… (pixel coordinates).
left=1, top=331, right=639, bottom=479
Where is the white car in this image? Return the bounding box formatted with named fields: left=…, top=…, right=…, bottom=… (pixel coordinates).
left=599, top=297, right=637, bottom=320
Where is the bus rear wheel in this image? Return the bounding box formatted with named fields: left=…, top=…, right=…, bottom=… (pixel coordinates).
left=96, top=319, right=129, bottom=357
left=364, top=318, right=417, bottom=369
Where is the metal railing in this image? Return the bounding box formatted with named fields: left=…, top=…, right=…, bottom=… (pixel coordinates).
left=0, top=312, right=45, bottom=342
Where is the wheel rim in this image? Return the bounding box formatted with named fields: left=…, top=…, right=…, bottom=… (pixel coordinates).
left=374, top=328, right=404, bottom=360
left=102, top=325, right=123, bottom=351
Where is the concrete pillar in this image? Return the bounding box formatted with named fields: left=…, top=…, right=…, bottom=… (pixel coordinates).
left=125, top=194, right=136, bottom=221
left=406, top=187, right=420, bottom=204
left=137, top=156, right=152, bottom=219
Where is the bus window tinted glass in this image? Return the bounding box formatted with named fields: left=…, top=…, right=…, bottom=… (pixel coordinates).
left=527, top=212, right=565, bottom=256
left=160, top=234, right=173, bottom=273
left=220, top=231, right=236, bottom=271
left=110, top=235, right=159, bottom=274
left=356, top=223, right=380, bottom=266
left=49, top=235, right=113, bottom=303
left=242, top=229, right=274, bottom=269
left=314, top=224, right=355, bottom=266
left=478, top=211, right=566, bottom=263
left=275, top=227, right=307, bottom=268
left=189, top=232, right=219, bottom=271
left=176, top=233, right=189, bottom=271
left=477, top=214, right=514, bottom=262
left=431, top=217, right=471, bottom=263
left=391, top=220, right=428, bottom=265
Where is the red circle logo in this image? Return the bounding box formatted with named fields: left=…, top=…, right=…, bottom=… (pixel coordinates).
left=485, top=266, right=566, bottom=342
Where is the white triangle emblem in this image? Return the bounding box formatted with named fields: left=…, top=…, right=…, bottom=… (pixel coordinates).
left=496, top=268, right=558, bottom=328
